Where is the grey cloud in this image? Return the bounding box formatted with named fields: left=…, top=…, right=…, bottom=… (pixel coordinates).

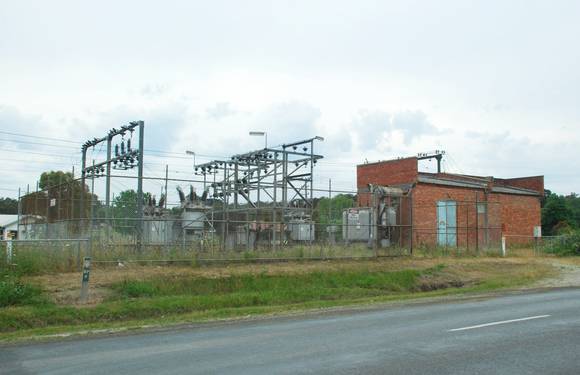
left=0, top=106, right=45, bottom=151
left=453, top=130, right=577, bottom=194
left=351, top=110, right=391, bottom=149
left=254, top=101, right=322, bottom=146
left=139, top=83, right=171, bottom=98
left=205, top=102, right=238, bottom=120
left=350, top=109, right=437, bottom=149
left=75, top=101, right=192, bottom=151
left=174, top=101, right=326, bottom=160
left=391, top=110, right=438, bottom=145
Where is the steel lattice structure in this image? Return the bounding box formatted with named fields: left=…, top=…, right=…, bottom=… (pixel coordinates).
left=194, top=137, right=324, bottom=247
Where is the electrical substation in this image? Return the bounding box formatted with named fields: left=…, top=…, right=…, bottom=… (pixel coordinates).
left=11, top=121, right=544, bottom=261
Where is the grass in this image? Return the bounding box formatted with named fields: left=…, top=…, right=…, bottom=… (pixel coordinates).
left=1, top=269, right=424, bottom=332
left=0, top=276, right=45, bottom=307
left=0, top=257, right=557, bottom=342
left=109, top=269, right=423, bottom=305
left=543, top=232, right=580, bottom=256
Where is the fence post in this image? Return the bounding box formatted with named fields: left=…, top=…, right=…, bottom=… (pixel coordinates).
left=6, top=240, right=13, bottom=264
left=80, top=256, right=91, bottom=303
left=501, top=236, right=506, bottom=257
left=76, top=240, right=82, bottom=271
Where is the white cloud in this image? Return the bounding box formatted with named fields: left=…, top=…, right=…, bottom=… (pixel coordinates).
left=1, top=1, right=580, bottom=196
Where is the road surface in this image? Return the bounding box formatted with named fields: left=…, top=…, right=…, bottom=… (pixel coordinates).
left=2, top=288, right=580, bottom=374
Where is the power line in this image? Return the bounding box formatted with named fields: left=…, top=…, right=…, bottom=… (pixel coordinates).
left=0, top=147, right=78, bottom=159
left=0, top=130, right=79, bottom=144
left=0, top=138, right=80, bottom=150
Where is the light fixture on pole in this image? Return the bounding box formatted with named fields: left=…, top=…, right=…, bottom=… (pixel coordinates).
left=249, top=131, right=267, bottom=148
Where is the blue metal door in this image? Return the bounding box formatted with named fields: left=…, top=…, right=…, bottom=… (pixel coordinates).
left=437, top=201, right=457, bottom=246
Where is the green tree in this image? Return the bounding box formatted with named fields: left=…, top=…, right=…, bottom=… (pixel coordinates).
left=111, top=189, right=151, bottom=235
left=564, top=193, right=580, bottom=228
left=0, top=197, right=18, bottom=214
left=542, top=192, right=574, bottom=235
left=316, top=194, right=356, bottom=225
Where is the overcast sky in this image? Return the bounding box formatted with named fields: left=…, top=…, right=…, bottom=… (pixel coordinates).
left=1, top=0, right=579, bottom=203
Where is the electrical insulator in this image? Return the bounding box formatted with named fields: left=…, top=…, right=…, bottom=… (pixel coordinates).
left=120, top=140, right=125, bottom=155
left=127, top=139, right=131, bottom=152
left=115, top=144, right=119, bottom=157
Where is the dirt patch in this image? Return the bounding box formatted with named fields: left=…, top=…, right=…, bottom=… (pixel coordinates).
left=415, top=274, right=466, bottom=292
left=533, top=260, right=580, bottom=288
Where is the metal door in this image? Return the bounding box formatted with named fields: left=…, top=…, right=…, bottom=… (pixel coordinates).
left=437, top=201, right=457, bottom=246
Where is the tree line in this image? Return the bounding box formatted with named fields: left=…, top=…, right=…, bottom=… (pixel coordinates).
left=542, top=191, right=580, bottom=235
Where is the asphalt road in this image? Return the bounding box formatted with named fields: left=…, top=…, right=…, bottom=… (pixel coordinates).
left=2, top=289, right=580, bottom=375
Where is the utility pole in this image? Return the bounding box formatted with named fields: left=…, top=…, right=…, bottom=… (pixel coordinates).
left=71, top=166, right=74, bottom=221
left=17, top=187, right=21, bottom=239
left=164, top=164, right=169, bottom=209
left=58, top=173, right=62, bottom=224
left=80, top=120, right=145, bottom=250
left=136, top=120, right=145, bottom=252
left=89, top=160, right=95, bottom=255
left=80, top=147, right=87, bottom=231
left=105, top=133, right=112, bottom=243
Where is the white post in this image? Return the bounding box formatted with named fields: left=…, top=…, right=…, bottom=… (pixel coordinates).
left=501, top=236, right=506, bottom=257
left=6, top=240, right=13, bottom=264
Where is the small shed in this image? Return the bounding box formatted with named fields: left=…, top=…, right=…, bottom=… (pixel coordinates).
left=0, top=214, right=19, bottom=240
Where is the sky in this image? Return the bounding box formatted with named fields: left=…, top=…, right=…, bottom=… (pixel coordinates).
left=0, top=0, right=579, bottom=205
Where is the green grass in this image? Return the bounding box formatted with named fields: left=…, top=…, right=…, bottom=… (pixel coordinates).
left=0, top=277, right=45, bottom=307
left=0, top=269, right=426, bottom=333
left=543, top=232, right=580, bottom=256
left=0, top=258, right=556, bottom=342
left=111, top=269, right=421, bottom=299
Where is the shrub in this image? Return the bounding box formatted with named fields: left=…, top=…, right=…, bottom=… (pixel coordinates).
left=547, top=231, right=580, bottom=256
left=0, top=277, right=43, bottom=307
left=113, top=280, right=160, bottom=298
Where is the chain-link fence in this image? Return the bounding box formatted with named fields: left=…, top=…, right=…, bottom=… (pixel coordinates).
left=503, top=234, right=576, bottom=256
left=2, top=192, right=527, bottom=274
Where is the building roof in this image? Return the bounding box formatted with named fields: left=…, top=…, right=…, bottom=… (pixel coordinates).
left=417, top=175, right=488, bottom=189
left=417, top=173, right=541, bottom=196
left=490, top=185, right=541, bottom=196
left=0, top=214, right=18, bottom=228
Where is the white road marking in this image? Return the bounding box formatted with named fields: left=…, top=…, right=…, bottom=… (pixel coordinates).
left=448, top=315, right=551, bottom=332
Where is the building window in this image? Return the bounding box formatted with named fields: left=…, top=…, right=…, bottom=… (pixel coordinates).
left=477, top=203, right=486, bottom=214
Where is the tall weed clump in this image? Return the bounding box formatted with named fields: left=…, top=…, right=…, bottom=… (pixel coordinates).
left=0, top=274, right=44, bottom=307
left=547, top=231, right=580, bottom=256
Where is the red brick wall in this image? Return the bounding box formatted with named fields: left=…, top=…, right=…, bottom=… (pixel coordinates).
left=357, top=157, right=418, bottom=206
left=494, top=193, right=541, bottom=242
left=496, top=176, right=544, bottom=195
left=411, top=184, right=540, bottom=248
left=412, top=184, right=493, bottom=248
left=357, top=157, right=418, bottom=188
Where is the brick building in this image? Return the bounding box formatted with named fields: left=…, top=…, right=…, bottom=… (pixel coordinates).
left=357, top=156, right=543, bottom=249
